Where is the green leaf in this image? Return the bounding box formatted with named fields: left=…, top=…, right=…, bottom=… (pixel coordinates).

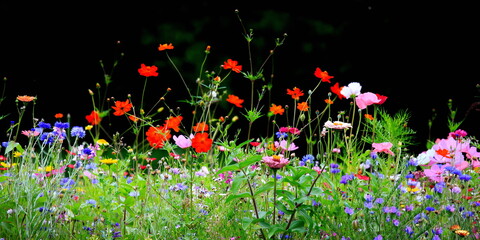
left=225, top=192, right=251, bottom=203
left=4, top=141, right=19, bottom=154
left=253, top=181, right=275, bottom=196
left=230, top=176, right=246, bottom=194
left=238, top=155, right=262, bottom=168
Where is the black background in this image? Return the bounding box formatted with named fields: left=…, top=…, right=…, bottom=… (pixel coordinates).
left=1, top=1, right=479, bottom=152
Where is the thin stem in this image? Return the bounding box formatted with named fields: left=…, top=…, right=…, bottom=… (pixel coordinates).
left=165, top=52, right=192, bottom=99
left=241, top=168, right=267, bottom=240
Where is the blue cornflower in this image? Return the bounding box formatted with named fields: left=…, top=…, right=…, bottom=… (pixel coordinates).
left=462, top=211, right=474, bottom=218
left=344, top=207, right=354, bottom=215
left=340, top=174, right=354, bottom=184
left=129, top=191, right=140, bottom=197
left=330, top=168, right=341, bottom=174
left=85, top=162, right=97, bottom=170
left=404, top=225, right=414, bottom=236
left=434, top=182, right=446, bottom=193
left=82, top=148, right=93, bottom=155
left=85, top=199, right=97, bottom=206
left=59, top=178, right=75, bottom=187
left=276, top=132, right=288, bottom=139
left=374, top=198, right=384, bottom=205
left=40, top=132, right=55, bottom=144
left=330, top=163, right=339, bottom=168
left=405, top=172, right=415, bottom=179
left=302, top=154, right=315, bottom=163
left=426, top=206, right=435, bottom=212
left=38, top=121, right=51, bottom=129
left=71, top=126, right=86, bottom=138
left=432, top=227, right=443, bottom=235
left=54, top=121, right=70, bottom=129
left=459, top=174, right=472, bottom=181
left=364, top=202, right=373, bottom=209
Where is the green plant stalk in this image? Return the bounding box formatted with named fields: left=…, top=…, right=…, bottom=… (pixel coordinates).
left=241, top=168, right=267, bottom=240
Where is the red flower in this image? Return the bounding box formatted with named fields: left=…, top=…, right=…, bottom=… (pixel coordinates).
left=355, top=173, right=370, bottom=181
left=55, top=113, right=64, bottom=119
left=375, top=93, right=388, bottom=105
left=269, top=104, right=284, bottom=115
left=330, top=82, right=345, bottom=100
left=164, top=116, right=183, bottom=132
left=146, top=125, right=171, bottom=149
left=138, top=63, right=159, bottom=77
left=86, top=110, right=101, bottom=125
left=222, top=59, right=242, bottom=73
left=112, top=99, right=133, bottom=116
left=158, top=43, right=174, bottom=51
left=314, top=67, right=334, bottom=83
left=226, top=94, right=244, bottom=108
left=191, top=132, right=213, bottom=153
left=286, top=87, right=304, bottom=100
left=193, top=122, right=209, bottom=132
left=297, top=102, right=309, bottom=111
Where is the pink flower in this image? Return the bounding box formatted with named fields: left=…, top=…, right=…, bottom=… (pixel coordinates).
left=355, top=92, right=381, bottom=109
left=372, top=142, right=395, bottom=156
left=262, top=155, right=290, bottom=169
left=423, top=164, right=445, bottom=182
left=173, top=134, right=193, bottom=148
left=275, top=140, right=299, bottom=151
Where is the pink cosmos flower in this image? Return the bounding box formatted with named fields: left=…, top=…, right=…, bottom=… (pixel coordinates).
left=275, top=140, right=299, bottom=151
left=372, top=142, right=395, bottom=156
left=339, top=82, right=362, bottom=99
left=262, top=155, right=290, bottom=169
left=355, top=92, right=381, bottom=109
left=423, top=164, right=445, bottom=182
left=173, top=134, right=193, bottom=148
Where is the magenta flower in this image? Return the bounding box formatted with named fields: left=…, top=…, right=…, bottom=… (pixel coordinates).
left=275, top=140, right=299, bottom=151
left=262, top=155, right=290, bottom=169
left=355, top=92, right=381, bottom=109
left=423, top=164, right=445, bottom=182
left=372, top=142, right=395, bottom=156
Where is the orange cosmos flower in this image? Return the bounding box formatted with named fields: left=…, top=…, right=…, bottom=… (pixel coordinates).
left=324, top=99, right=334, bottom=104
left=158, top=43, right=174, bottom=51
left=314, top=67, right=334, bottom=83
left=164, top=116, right=183, bottom=132
left=270, top=104, right=284, bottom=115
left=85, top=110, right=101, bottom=125
left=222, top=59, right=242, bottom=73
left=286, top=87, right=304, bottom=100
left=16, top=95, right=36, bottom=102
left=112, top=99, right=133, bottom=116
left=191, top=132, right=213, bottom=153
left=330, top=82, right=345, bottom=100
left=146, top=125, right=171, bottom=149
left=193, top=122, right=209, bottom=132
left=297, top=102, right=309, bottom=111
left=364, top=114, right=374, bottom=120
left=138, top=63, right=159, bottom=77
left=54, top=113, right=64, bottom=119
left=226, top=94, right=244, bottom=108
left=129, top=115, right=139, bottom=122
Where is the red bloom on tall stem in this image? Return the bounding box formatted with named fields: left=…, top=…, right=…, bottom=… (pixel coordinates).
left=226, top=94, right=244, bottom=108
left=314, top=67, right=334, bottom=83
left=191, top=132, right=213, bottom=153
left=158, top=43, right=174, bottom=51
left=112, top=99, right=133, bottom=116
left=85, top=110, right=101, bottom=125
left=164, top=116, right=183, bottom=132
left=146, top=125, right=171, bottom=149
left=269, top=104, right=284, bottom=115
left=330, top=82, right=345, bottom=100
left=193, top=122, right=209, bottom=132
left=222, top=59, right=242, bottom=73
left=138, top=64, right=159, bottom=77
left=286, top=87, right=304, bottom=100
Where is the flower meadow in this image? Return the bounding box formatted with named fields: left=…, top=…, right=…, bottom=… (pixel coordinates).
left=1, top=12, right=480, bottom=240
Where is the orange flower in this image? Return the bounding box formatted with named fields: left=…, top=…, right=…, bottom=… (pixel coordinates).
left=314, top=67, right=334, bottom=83
left=129, top=115, right=139, bottom=122
left=191, top=132, right=213, bottom=153
left=222, top=59, right=242, bottom=73
left=286, top=87, right=304, bottom=100
left=55, top=113, right=64, bottom=119
left=16, top=95, right=36, bottom=102
left=269, top=104, right=284, bottom=115
left=297, top=102, right=309, bottom=111
left=158, top=43, right=174, bottom=51
left=146, top=125, right=171, bottom=149
left=193, top=122, right=209, bottom=132
left=164, top=116, right=183, bottom=132
left=112, top=99, right=133, bottom=116
left=324, top=99, right=334, bottom=104
left=330, top=82, right=344, bottom=100
left=138, top=64, right=159, bottom=77
left=226, top=94, right=244, bottom=108
left=85, top=110, right=101, bottom=125
left=364, top=114, right=374, bottom=120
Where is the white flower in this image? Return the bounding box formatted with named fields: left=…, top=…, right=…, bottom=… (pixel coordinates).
left=340, top=82, right=362, bottom=99
left=324, top=120, right=352, bottom=129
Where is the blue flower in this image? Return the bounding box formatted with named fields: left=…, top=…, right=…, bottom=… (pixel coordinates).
left=38, top=121, right=51, bottom=129
left=459, top=174, right=472, bottom=181
left=71, top=126, right=86, bottom=138
left=54, top=121, right=70, bottom=129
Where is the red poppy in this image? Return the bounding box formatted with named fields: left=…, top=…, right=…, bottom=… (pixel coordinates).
left=286, top=87, right=304, bottom=100
left=314, top=67, right=334, bottom=83
left=191, top=132, right=213, bottom=153
left=193, top=122, right=209, bottom=132
left=164, top=116, right=183, bottom=132
left=158, top=43, right=174, bottom=51
left=269, top=104, right=284, bottom=115
left=354, top=173, right=370, bottom=181
left=222, top=59, right=242, bottom=73
left=375, top=94, right=388, bottom=105
left=330, top=82, right=344, bottom=100
left=226, top=94, right=244, bottom=108
left=55, top=113, right=63, bottom=119
left=112, top=99, right=133, bottom=116
left=146, top=125, right=171, bottom=149
left=138, top=63, right=159, bottom=77
left=85, top=110, right=101, bottom=125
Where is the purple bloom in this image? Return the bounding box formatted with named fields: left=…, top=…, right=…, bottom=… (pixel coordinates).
left=331, top=168, right=341, bottom=174
left=340, top=174, right=354, bottom=184
left=392, top=219, right=400, bottom=226
left=38, top=121, right=51, bottom=129
left=373, top=235, right=383, bottom=240
left=405, top=225, right=414, bottom=236
left=344, top=207, right=354, bottom=215
left=459, top=174, right=472, bottom=181
left=426, top=206, right=435, bottom=212
left=71, top=126, right=86, bottom=138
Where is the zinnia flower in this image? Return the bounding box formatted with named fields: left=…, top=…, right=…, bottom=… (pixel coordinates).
left=222, top=59, right=242, bottom=73
left=112, top=99, right=133, bottom=116
left=191, top=132, right=213, bottom=153
left=138, top=63, right=159, bottom=77
left=226, top=94, right=244, bottom=108
left=146, top=125, right=171, bottom=149
left=262, top=155, right=290, bottom=169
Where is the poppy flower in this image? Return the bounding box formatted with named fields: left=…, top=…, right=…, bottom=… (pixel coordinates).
left=372, top=142, right=395, bottom=156
left=193, top=122, right=209, bottom=132
left=314, top=67, right=334, bottom=83
left=55, top=113, right=64, bottom=119
left=191, top=132, right=213, bottom=153
left=226, top=94, right=244, bottom=108
left=297, top=102, right=309, bottom=111
left=85, top=110, right=101, bottom=125
left=112, top=99, right=133, bottom=116
left=269, top=104, right=284, bottom=115
left=158, top=43, right=174, bottom=51
left=330, top=82, right=344, bottom=100
left=375, top=94, right=388, bottom=105
left=286, top=87, right=304, bottom=100
left=355, top=92, right=381, bottom=109
left=146, top=125, right=171, bottom=149
left=222, top=59, right=242, bottom=73
left=164, top=116, right=183, bottom=132
left=138, top=63, right=159, bottom=77
left=340, top=82, right=362, bottom=99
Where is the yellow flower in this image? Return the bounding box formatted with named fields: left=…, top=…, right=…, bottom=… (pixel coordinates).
left=85, top=125, right=93, bottom=130
left=1, top=162, right=17, bottom=168
left=38, top=166, right=53, bottom=172
left=13, top=151, right=22, bottom=157
left=97, top=139, right=109, bottom=146
left=99, top=158, right=118, bottom=165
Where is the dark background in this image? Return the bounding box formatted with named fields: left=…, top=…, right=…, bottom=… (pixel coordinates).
left=1, top=1, right=479, bottom=152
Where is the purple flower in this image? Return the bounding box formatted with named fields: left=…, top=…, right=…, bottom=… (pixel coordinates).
left=459, top=174, right=472, bottom=181
left=404, top=225, right=414, bottom=236
left=344, top=207, right=354, bottom=215
left=426, top=206, right=435, bottom=212
left=373, top=235, right=383, bottom=240
left=70, top=126, right=85, bottom=138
